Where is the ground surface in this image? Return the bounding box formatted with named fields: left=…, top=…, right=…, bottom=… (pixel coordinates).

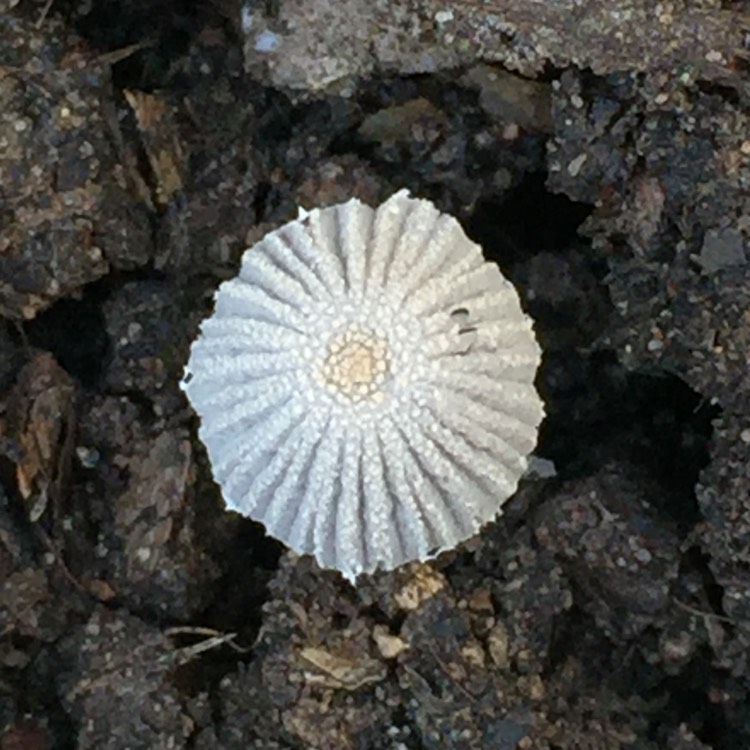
left=1, top=1, right=749, bottom=748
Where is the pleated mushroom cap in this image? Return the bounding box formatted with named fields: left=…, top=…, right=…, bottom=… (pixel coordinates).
left=182, top=190, right=544, bottom=582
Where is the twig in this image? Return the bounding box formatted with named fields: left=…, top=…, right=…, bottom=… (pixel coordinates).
left=165, top=625, right=252, bottom=654
left=35, top=0, right=55, bottom=29
left=672, top=596, right=736, bottom=625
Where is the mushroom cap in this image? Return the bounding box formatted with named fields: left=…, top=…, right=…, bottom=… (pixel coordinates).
left=182, top=190, right=544, bottom=581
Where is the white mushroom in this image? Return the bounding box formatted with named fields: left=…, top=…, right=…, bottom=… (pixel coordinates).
left=182, top=190, right=544, bottom=582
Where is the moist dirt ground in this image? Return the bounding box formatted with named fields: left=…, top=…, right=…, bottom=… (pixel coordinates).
left=1, top=1, right=749, bottom=748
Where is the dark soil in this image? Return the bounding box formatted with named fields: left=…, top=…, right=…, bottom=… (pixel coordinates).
left=1, top=1, right=749, bottom=749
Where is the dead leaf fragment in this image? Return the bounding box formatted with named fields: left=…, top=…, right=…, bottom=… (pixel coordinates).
left=358, top=97, right=447, bottom=145
left=3, top=353, right=75, bottom=522
left=299, top=646, right=386, bottom=690
left=392, top=563, right=447, bottom=611
left=372, top=624, right=408, bottom=659
left=124, top=89, right=186, bottom=206
left=87, top=578, right=117, bottom=602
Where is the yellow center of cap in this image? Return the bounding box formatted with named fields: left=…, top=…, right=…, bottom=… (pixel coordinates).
left=320, top=327, right=390, bottom=401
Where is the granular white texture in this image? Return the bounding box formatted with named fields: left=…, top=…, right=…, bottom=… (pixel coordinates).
left=182, top=190, right=544, bottom=582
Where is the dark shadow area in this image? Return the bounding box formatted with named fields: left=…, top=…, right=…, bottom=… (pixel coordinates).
left=467, top=173, right=593, bottom=268
left=537, top=350, right=717, bottom=530
left=652, top=662, right=727, bottom=747
left=24, top=285, right=110, bottom=389
left=56, top=0, right=221, bottom=90
left=171, top=515, right=282, bottom=695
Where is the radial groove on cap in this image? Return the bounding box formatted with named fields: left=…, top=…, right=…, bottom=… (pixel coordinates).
left=182, top=189, right=545, bottom=581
